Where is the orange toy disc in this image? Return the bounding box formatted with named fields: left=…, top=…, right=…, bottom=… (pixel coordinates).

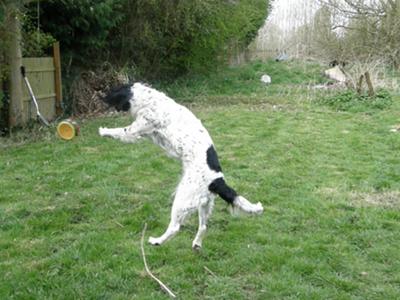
left=57, top=121, right=76, bottom=140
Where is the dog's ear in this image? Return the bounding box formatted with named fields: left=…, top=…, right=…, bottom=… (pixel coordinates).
left=103, top=84, right=133, bottom=112
left=119, top=101, right=131, bottom=112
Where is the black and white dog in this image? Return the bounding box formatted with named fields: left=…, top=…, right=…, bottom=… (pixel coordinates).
left=99, top=83, right=263, bottom=249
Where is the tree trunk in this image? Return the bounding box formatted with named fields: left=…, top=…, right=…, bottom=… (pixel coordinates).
left=356, top=74, right=364, bottom=95
left=7, top=4, right=24, bottom=127
left=364, top=71, right=375, bottom=97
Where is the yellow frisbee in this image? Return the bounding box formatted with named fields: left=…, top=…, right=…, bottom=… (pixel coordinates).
left=57, top=120, right=78, bottom=140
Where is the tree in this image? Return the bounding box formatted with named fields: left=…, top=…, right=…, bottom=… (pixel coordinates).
left=35, top=0, right=123, bottom=69
left=310, top=5, right=347, bottom=61
left=318, top=0, right=400, bottom=68
left=35, top=0, right=269, bottom=78
left=2, top=1, right=24, bottom=127
left=1, top=0, right=40, bottom=128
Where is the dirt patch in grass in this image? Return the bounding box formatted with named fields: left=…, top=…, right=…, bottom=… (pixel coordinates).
left=317, top=187, right=400, bottom=208
left=350, top=191, right=400, bottom=208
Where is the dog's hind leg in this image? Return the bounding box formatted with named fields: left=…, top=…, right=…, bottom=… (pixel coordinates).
left=148, top=177, right=198, bottom=246
left=148, top=219, right=181, bottom=246
left=192, top=196, right=214, bottom=250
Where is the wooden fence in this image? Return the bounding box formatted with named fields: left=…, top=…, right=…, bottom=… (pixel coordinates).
left=21, top=42, right=62, bottom=123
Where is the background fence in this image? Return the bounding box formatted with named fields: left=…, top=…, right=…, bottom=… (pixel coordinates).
left=0, top=42, right=62, bottom=131
left=21, top=42, right=62, bottom=123
left=21, top=57, right=56, bottom=121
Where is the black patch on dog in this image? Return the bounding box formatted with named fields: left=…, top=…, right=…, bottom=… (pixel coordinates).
left=208, top=177, right=237, bottom=204
left=206, top=145, right=222, bottom=172
left=104, top=84, right=133, bottom=112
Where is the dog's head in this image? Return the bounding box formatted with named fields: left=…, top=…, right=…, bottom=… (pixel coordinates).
left=103, top=84, right=133, bottom=112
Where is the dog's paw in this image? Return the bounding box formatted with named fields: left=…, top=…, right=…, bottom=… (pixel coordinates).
left=148, top=236, right=161, bottom=246
left=192, top=243, right=202, bottom=251
left=252, top=202, right=264, bottom=214
left=98, top=127, right=108, bottom=137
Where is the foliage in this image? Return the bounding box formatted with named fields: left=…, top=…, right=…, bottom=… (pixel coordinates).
left=0, top=3, right=12, bottom=115
left=34, top=0, right=269, bottom=78
left=21, top=13, right=56, bottom=57
left=0, top=2, right=11, bottom=84
left=279, top=1, right=400, bottom=70
left=33, top=0, right=124, bottom=68
left=26, top=0, right=269, bottom=113
left=319, top=89, right=393, bottom=112
left=11, top=0, right=267, bottom=116
left=318, top=1, right=400, bottom=68
left=0, top=0, right=56, bottom=106
left=22, top=31, right=55, bottom=57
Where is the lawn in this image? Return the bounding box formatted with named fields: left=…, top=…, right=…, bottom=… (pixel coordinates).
left=1, top=61, right=400, bottom=299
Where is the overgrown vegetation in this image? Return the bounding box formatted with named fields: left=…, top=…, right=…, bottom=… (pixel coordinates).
left=33, top=0, right=269, bottom=78
left=1, top=60, right=400, bottom=299
left=316, top=0, right=400, bottom=68
left=260, top=1, right=400, bottom=70
left=0, top=0, right=270, bottom=129
left=319, top=88, right=393, bottom=112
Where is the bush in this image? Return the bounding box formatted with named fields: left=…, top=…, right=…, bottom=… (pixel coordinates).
left=21, top=1, right=269, bottom=114
left=34, top=0, right=269, bottom=78
left=30, top=0, right=123, bottom=66
left=319, top=89, right=393, bottom=112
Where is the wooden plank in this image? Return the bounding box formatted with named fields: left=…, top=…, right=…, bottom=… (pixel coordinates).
left=22, top=93, right=57, bottom=101
left=23, top=97, right=55, bottom=120
left=21, top=70, right=55, bottom=102
left=22, top=57, right=54, bottom=72
left=53, top=42, right=63, bottom=116
left=24, top=68, right=55, bottom=73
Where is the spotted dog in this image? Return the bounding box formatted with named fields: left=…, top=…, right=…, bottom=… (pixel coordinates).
left=99, top=83, right=263, bottom=249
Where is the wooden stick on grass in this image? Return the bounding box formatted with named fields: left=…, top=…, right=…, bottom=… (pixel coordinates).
left=113, top=220, right=125, bottom=228
left=204, top=266, right=217, bottom=278
left=140, top=223, right=176, bottom=299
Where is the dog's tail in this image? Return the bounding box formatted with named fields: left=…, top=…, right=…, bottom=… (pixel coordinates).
left=208, top=178, right=263, bottom=214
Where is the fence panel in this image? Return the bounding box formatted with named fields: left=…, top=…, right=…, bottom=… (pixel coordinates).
left=21, top=57, right=57, bottom=122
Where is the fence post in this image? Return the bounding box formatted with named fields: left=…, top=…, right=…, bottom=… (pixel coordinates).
left=53, top=42, right=63, bottom=116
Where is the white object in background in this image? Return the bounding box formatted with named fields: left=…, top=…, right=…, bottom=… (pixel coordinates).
left=260, top=74, right=271, bottom=84
left=324, top=66, right=346, bottom=83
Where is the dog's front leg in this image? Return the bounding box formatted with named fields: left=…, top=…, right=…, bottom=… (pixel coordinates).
left=99, top=126, right=141, bottom=143
left=99, top=117, right=153, bottom=143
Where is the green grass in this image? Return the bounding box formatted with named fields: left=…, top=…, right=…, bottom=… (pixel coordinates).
left=1, top=61, right=400, bottom=299
left=156, top=59, right=326, bottom=101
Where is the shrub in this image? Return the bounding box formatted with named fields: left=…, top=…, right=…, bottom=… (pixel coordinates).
left=318, top=89, right=393, bottom=112
left=34, top=0, right=269, bottom=78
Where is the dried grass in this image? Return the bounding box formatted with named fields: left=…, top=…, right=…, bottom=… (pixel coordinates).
left=70, top=64, right=129, bottom=117
left=350, top=191, right=400, bottom=208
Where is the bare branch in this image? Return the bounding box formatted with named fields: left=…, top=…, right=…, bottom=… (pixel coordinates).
left=140, top=223, right=176, bottom=299
left=204, top=266, right=217, bottom=278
